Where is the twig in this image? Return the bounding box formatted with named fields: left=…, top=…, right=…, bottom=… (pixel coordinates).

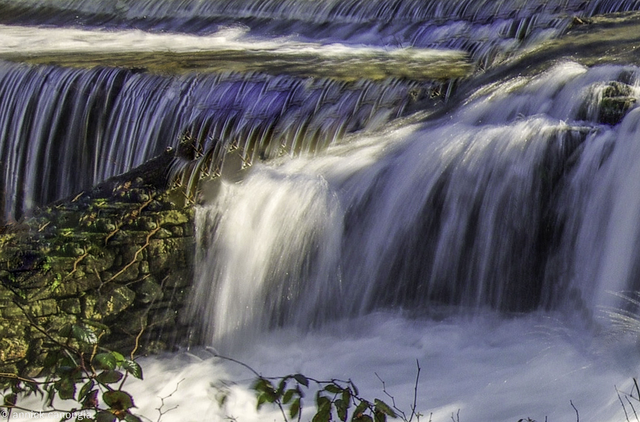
left=104, top=227, right=120, bottom=246
left=451, top=409, right=460, bottom=422
left=376, top=360, right=421, bottom=422
left=130, top=314, right=147, bottom=360
left=156, top=379, right=184, bottom=422
left=625, top=395, right=639, bottom=422
left=0, top=373, right=43, bottom=384
left=375, top=372, right=406, bottom=420
left=67, top=249, right=89, bottom=277
left=570, top=400, right=579, bottom=422
left=107, top=226, right=160, bottom=283
left=213, top=353, right=262, bottom=379
left=410, top=359, right=421, bottom=422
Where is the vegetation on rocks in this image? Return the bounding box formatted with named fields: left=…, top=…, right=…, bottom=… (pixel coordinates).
left=0, top=150, right=195, bottom=378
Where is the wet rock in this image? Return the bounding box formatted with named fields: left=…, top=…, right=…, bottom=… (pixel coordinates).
left=0, top=338, right=28, bottom=362
left=157, top=210, right=191, bottom=226
left=148, top=238, right=191, bottom=271
left=59, top=298, right=82, bottom=314
left=114, top=308, right=149, bottom=334
left=102, top=260, right=139, bottom=282
left=30, top=299, right=58, bottom=317
left=98, top=285, right=136, bottom=316
left=598, top=81, right=636, bottom=125
left=135, top=277, right=164, bottom=304
left=83, top=247, right=115, bottom=273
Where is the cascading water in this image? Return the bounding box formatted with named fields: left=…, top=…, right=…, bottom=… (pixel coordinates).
left=189, top=61, right=640, bottom=351
left=0, top=60, right=419, bottom=221
left=6, top=0, right=640, bottom=421
left=0, top=0, right=621, bottom=68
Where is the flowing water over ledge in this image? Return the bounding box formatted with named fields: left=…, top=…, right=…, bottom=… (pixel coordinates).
left=5, top=0, right=640, bottom=421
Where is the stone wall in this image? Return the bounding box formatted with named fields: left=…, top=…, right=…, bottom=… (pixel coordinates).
left=0, top=151, right=195, bottom=376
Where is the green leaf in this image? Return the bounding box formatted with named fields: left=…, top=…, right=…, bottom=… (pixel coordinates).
left=96, top=370, right=124, bottom=385
left=324, top=383, right=343, bottom=394
left=252, top=378, right=273, bottom=394
left=58, top=356, right=79, bottom=373
left=110, top=351, right=126, bottom=364
left=58, top=324, right=74, bottom=338
left=54, top=377, right=76, bottom=400
left=123, top=412, right=143, bottom=422
left=93, top=353, right=117, bottom=370
left=316, top=394, right=331, bottom=413
left=374, top=399, right=397, bottom=417
left=3, top=392, right=17, bottom=407
left=81, top=319, right=111, bottom=333
left=293, top=374, right=309, bottom=388
left=82, top=389, right=99, bottom=409
left=374, top=410, right=387, bottom=422
left=103, top=390, right=135, bottom=411
left=71, top=324, right=98, bottom=345
left=253, top=378, right=277, bottom=402
left=122, top=359, right=143, bottom=380
left=353, top=415, right=373, bottom=422
left=312, top=390, right=331, bottom=422
left=78, top=380, right=95, bottom=400
left=278, top=378, right=287, bottom=395
left=283, top=388, right=296, bottom=404
left=256, top=393, right=268, bottom=410
left=312, top=407, right=331, bottom=422
left=354, top=400, right=369, bottom=418
left=95, top=410, right=116, bottom=422
left=342, top=388, right=351, bottom=409
left=289, top=398, right=301, bottom=419
left=336, top=398, right=348, bottom=421
left=42, top=351, right=61, bottom=369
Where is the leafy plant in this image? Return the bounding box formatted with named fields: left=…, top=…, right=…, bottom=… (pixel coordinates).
left=215, top=355, right=424, bottom=422
left=0, top=322, right=144, bottom=422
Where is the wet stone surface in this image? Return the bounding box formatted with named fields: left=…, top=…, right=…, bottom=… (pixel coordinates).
left=0, top=151, right=196, bottom=376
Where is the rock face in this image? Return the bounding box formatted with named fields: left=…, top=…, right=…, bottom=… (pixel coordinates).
left=0, top=150, right=195, bottom=376
left=598, top=81, right=637, bottom=125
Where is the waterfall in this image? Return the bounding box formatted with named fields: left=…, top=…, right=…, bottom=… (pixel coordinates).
left=0, top=61, right=419, bottom=221
left=7, top=0, right=640, bottom=421
left=1, top=0, right=634, bottom=70
left=189, top=61, right=640, bottom=352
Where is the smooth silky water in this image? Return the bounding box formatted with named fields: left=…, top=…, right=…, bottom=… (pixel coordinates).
left=6, top=1, right=640, bottom=421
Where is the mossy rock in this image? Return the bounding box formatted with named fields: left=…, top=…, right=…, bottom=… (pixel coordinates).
left=59, top=298, right=82, bottom=314
left=135, top=277, right=164, bottom=304
left=0, top=338, right=29, bottom=362
left=147, top=238, right=192, bottom=271
left=51, top=273, right=101, bottom=298
left=83, top=247, right=116, bottom=273
left=598, top=81, right=636, bottom=125
left=156, top=210, right=192, bottom=226
left=29, top=299, right=58, bottom=317
left=98, top=285, right=136, bottom=317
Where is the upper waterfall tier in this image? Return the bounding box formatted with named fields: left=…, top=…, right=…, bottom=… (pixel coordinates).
left=2, top=0, right=635, bottom=69
left=0, top=61, right=426, bottom=222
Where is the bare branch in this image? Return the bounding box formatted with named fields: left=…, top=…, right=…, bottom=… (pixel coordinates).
left=155, top=378, right=184, bottom=422
left=570, top=400, right=579, bottom=422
